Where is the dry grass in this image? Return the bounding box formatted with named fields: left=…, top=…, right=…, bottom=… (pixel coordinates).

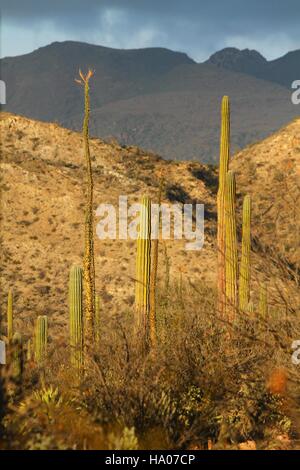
left=1, top=266, right=300, bottom=450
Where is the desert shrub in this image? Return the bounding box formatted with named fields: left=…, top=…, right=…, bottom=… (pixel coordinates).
left=1, top=271, right=299, bottom=450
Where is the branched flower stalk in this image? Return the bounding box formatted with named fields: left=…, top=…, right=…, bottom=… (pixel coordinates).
left=76, top=69, right=96, bottom=343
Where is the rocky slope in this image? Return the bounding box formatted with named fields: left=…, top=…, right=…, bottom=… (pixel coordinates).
left=0, top=112, right=299, bottom=338
left=232, top=118, right=300, bottom=269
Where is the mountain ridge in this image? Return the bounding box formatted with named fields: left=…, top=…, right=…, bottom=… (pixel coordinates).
left=206, top=46, right=300, bottom=88
left=1, top=41, right=299, bottom=163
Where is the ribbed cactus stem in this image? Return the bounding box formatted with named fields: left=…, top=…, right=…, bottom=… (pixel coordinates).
left=217, top=96, right=230, bottom=316
left=95, top=294, right=101, bottom=346
left=239, top=195, right=251, bottom=311
left=135, top=196, right=151, bottom=338
left=7, top=289, right=13, bottom=343
left=35, top=316, right=48, bottom=365
left=259, top=285, right=268, bottom=318
left=69, top=266, right=84, bottom=370
left=225, top=170, right=238, bottom=321
left=149, top=179, right=164, bottom=349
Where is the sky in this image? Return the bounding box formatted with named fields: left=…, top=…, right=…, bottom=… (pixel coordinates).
left=1, top=0, right=300, bottom=61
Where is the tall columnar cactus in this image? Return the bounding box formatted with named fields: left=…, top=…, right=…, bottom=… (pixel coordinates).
left=7, top=289, right=13, bottom=343
left=95, top=294, right=101, bottom=346
left=76, top=69, right=95, bottom=342
left=11, top=333, right=23, bottom=381
left=239, top=195, right=252, bottom=311
left=225, top=171, right=238, bottom=321
left=259, top=284, right=268, bottom=318
left=149, top=178, right=164, bottom=349
left=69, top=266, right=84, bottom=370
left=217, top=96, right=230, bottom=316
left=35, top=316, right=48, bottom=365
left=135, top=196, right=151, bottom=339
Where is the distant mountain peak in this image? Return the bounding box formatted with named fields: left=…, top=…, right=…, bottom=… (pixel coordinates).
left=206, top=47, right=267, bottom=68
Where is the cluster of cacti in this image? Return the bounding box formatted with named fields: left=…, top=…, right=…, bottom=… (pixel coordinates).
left=216, top=96, right=271, bottom=323
left=35, top=316, right=48, bottom=365
left=135, top=196, right=151, bottom=340
left=69, top=266, right=84, bottom=371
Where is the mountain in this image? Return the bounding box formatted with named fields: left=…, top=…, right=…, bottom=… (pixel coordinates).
left=207, top=47, right=267, bottom=76
left=0, top=41, right=193, bottom=122
left=206, top=47, right=300, bottom=88
left=0, top=112, right=299, bottom=326
left=1, top=41, right=299, bottom=163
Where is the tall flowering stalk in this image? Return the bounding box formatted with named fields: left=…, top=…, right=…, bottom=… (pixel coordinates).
left=76, top=70, right=95, bottom=343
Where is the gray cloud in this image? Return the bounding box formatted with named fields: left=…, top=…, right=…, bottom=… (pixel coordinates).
left=1, top=0, right=300, bottom=60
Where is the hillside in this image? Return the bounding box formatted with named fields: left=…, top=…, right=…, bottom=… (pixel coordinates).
left=0, top=112, right=299, bottom=338
left=231, top=118, right=300, bottom=268
left=0, top=112, right=217, bottom=335
left=1, top=41, right=299, bottom=163
left=1, top=112, right=300, bottom=450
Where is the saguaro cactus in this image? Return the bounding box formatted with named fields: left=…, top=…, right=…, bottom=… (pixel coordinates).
left=35, top=316, right=48, bottom=365
left=149, top=178, right=164, bottom=349
left=69, top=266, right=84, bottom=370
left=239, top=195, right=251, bottom=311
left=217, top=96, right=230, bottom=316
left=135, top=196, right=151, bottom=338
left=76, top=69, right=95, bottom=342
left=7, top=289, right=13, bottom=343
left=225, top=171, right=238, bottom=321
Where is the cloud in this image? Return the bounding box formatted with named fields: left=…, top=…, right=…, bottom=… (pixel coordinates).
left=1, top=0, right=300, bottom=59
